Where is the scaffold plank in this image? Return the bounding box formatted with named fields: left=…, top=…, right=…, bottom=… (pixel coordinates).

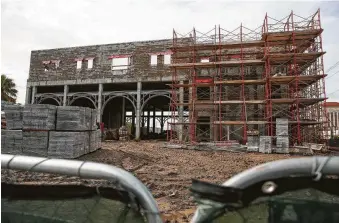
left=169, top=59, right=263, bottom=69
left=214, top=100, right=265, bottom=104
left=213, top=121, right=267, bottom=125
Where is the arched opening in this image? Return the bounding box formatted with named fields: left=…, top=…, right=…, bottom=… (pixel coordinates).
left=39, top=98, right=60, bottom=106
left=69, top=97, right=96, bottom=109
left=102, top=97, right=135, bottom=138
left=140, top=95, right=171, bottom=140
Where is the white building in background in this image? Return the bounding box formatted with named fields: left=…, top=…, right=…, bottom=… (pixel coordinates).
left=326, top=102, right=339, bottom=138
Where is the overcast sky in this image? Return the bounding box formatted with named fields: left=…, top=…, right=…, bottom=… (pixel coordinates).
left=1, top=0, right=339, bottom=103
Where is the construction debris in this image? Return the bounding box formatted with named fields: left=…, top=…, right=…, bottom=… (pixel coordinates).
left=104, top=128, right=119, bottom=140
left=290, top=146, right=314, bottom=155
left=119, top=126, right=129, bottom=141
left=1, top=141, right=296, bottom=221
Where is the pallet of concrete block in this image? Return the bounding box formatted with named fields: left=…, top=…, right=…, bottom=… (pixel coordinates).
left=247, top=136, right=259, bottom=152
left=56, top=106, right=96, bottom=131
left=90, top=130, right=101, bottom=152
left=4, top=105, right=23, bottom=130
left=91, top=109, right=97, bottom=130
left=48, top=131, right=89, bottom=158
left=1, top=130, right=23, bottom=154
left=276, top=136, right=289, bottom=154
left=23, top=104, right=57, bottom=130
left=22, top=131, right=49, bottom=157
left=276, top=118, right=288, bottom=136
left=259, top=136, right=272, bottom=153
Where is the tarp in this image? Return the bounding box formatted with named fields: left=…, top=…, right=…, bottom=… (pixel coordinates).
left=1, top=183, right=146, bottom=223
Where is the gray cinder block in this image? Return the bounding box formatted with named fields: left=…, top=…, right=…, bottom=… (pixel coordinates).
left=4, top=105, right=23, bottom=130
left=56, top=106, right=92, bottom=131
left=22, top=131, right=49, bottom=157
left=23, top=104, right=56, bottom=130
left=91, top=109, right=98, bottom=131
left=89, top=130, right=101, bottom=152
left=1, top=130, right=23, bottom=154
left=48, top=131, right=88, bottom=158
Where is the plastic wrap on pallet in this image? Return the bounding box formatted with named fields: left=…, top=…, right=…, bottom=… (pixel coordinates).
left=22, top=131, right=49, bottom=157
left=259, top=136, right=272, bottom=154
left=1, top=130, right=23, bottom=154
left=56, top=106, right=92, bottom=131
left=276, top=136, right=289, bottom=154
left=48, top=131, right=88, bottom=158
left=4, top=105, right=23, bottom=130
left=276, top=118, right=288, bottom=124
left=247, top=136, right=259, bottom=152
left=276, top=118, right=289, bottom=136
left=23, top=104, right=57, bottom=130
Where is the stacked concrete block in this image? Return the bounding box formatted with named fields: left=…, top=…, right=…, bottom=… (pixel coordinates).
left=23, top=104, right=57, bottom=130
left=2, top=104, right=99, bottom=158
left=247, top=136, right=259, bottom=152
left=91, top=109, right=97, bottom=130
left=48, top=131, right=88, bottom=158
left=90, top=130, right=101, bottom=152
left=22, top=131, right=49, bottom=157
left=1, top=130, right=23, bottom=154
left=56, top=106, right=91, bottom=131
left=259, top=136, right=272, bottom=153
left=276, top=118, right=289, bottom=153
left=84, top=131, right=90, bottom=154
left=276, top=118, right=288, bottom=136
left=4, top=105, right=23, bottom=130
left=276, top=137, right=289, bottom=154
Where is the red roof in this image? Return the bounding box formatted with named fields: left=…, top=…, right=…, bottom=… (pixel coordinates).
left=325, top=102, right=339, bottom=107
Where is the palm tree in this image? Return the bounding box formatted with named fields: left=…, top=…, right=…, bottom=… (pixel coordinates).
left=1, top=74, right=18, bottom=103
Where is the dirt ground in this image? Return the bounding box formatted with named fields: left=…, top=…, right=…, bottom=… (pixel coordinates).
left=2, top=140, right=294, bottom=221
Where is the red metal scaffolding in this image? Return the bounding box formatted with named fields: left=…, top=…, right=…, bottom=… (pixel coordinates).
left=168, top=9, right=329, bottom=146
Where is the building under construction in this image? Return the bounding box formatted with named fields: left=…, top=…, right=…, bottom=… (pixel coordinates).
left=26, top=9, right=328, bottom=146
left=168, top=9, right=329, bottom=146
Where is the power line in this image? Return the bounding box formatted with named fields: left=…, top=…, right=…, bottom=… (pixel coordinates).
left=326, top=70, right=339, bottom=80
left=326, top=60, right=339, bottom=73
left=327, top=88, right=339, bottom=96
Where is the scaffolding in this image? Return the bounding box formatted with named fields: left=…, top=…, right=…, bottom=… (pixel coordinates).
left=168, top=9, right=329, bottom=146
